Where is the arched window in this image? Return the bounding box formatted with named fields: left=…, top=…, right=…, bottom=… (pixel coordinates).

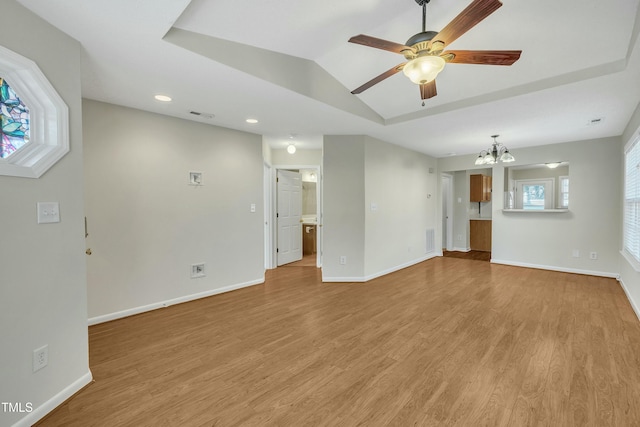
left=0, top=44, right=69, bottom=178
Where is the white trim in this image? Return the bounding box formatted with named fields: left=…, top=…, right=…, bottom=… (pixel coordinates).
left=491, top=258, right=618, bottom=278
left=12, top=371, right=93, bottom=427
left=618, top=277, right=640, bottom=323
left=620, top=249, right=640, bottom=273
left=88, top=277, right=264, bottom=325
left=451, top=246, right=471, bottom=252
left=322, top=253, right=439, bottom=283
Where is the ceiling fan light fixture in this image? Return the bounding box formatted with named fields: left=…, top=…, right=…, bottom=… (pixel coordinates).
left=402, top=55, right=445, bottom=85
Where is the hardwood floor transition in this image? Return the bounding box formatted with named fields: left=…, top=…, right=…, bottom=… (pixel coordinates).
left=37, top=257, right=640, bottom=426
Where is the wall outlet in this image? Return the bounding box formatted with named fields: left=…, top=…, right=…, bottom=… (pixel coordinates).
left=457, top=234, right=463, bottom=241
left=340, top=256, right=347, bottom=265
left=191, top=263, right=206, bottom=278
left=572, top=249, right=580, bottom=258
left=33, top=345, right=48, bottom=372
left=590, top=252, right=598, bottom=260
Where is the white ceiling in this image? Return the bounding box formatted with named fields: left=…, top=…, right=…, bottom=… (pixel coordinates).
left=15, top=0, right=640, bottom=157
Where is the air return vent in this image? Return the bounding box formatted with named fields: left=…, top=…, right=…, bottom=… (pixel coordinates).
left=426, top=228, right=435, bottom=253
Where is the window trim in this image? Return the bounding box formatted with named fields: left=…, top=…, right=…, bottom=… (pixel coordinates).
left=0, top=44, right=69, bottom=178
left=558, top=175, right=569, bottom=209
left=623, top=132, right=640, bottom=267
left=514, top=178, right=555, bottom=210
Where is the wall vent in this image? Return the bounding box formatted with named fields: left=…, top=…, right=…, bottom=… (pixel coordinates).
left=426, top=228, right=435, bottom=253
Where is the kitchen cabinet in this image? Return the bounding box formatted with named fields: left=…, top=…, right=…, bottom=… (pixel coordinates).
left=470, top=174, right=492, bottom=202
left=470, top=219, right=492, bottom=252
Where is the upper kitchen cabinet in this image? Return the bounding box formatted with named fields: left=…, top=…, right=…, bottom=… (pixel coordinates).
left=470, top=174, right=492, bottom=202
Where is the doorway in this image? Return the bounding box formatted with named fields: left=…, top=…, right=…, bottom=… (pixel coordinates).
left=266, top=165, right=322, bottom=269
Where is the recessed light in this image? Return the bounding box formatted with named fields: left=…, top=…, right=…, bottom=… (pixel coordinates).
left=154, top=95, right=172, bottom=102
left=246, top=118, right=258, bottom=124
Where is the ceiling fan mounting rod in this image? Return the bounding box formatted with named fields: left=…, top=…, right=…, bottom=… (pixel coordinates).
left=415, top=0, right=431, bottom=33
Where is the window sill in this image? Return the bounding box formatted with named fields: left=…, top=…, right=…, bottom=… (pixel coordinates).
left=621, top=249, right=640, bottom=273
left=502, top=209, right=570, bottom=213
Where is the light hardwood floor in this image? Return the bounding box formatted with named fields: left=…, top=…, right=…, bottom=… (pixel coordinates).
left=37, top=257, right=640, bottom=426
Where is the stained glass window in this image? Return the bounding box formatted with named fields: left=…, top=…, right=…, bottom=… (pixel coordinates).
left=1, top=77, right=30, bottom=159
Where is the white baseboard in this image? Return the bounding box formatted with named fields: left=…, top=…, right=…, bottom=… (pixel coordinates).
left=88, top=277, right=265, bottom=325
left=451, top=247, right=470, bottom=252
left=490, top=259, right=619, bottom=278
left=12, top=371, right=93, bottom=427
left=618, top=277, right=640, bottom=323
left=322, top=253, right=439, bottom=283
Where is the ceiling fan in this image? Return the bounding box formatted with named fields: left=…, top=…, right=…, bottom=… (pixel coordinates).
left=349, top=0, right=521, bottom=105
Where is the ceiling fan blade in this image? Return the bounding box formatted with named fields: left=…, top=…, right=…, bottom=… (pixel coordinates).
left=420, top=80, right=437, bottom=100
left=349, top=34, right=414, bottom=55
left=351, top=63, right=407, bottom=94
left=433, top=0, right=503, bottom=47
left=443, top=50, right=521, bottom=65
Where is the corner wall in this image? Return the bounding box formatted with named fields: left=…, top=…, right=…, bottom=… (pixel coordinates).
left=322, top=135, right=438, bottom=281
left=0, top=2, right=91, bottom=426
left=83, top=100, right=265, bottom=322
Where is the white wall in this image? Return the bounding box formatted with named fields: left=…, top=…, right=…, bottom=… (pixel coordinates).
left=271, top=148, right=322, bottom=166
left=322, top=135, right=438, bottom=281
left=363, top=136, right=438, bottom=278
left=83, top=100, right=265, bottom=322
left=452, top=170, right=469, bottom=250
left=440, top=137, right=621, bottom=277
left=322, top=136, right=366, bottom=279
left=0, top=2, right=91, bottom=426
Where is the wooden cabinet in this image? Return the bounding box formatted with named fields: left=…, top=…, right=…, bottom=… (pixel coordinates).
left=303, top=224, right=316, bottom=255
left=470, top=174, right=492, bottom=202
left=470, top=220, right=492, bottom=252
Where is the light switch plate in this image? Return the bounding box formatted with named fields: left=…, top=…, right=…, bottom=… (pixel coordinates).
left=37, top=202, right=60, bottom=224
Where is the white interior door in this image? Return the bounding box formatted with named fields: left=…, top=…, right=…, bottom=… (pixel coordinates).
left=277, top=170, right=303, bottom=266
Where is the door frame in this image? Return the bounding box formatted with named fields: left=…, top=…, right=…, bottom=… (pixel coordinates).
left=266, top=164, right=322, bottom=269
left=441, top=173, right=454, bottom=251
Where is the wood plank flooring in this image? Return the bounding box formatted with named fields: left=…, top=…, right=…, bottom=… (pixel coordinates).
left=37, top=257, right=640, bottom=426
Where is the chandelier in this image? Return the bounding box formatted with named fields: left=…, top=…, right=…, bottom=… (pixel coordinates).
left=475, top=135, right=515, bottom=165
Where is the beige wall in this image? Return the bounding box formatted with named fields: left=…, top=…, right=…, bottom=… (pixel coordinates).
left=83, top=100, right=265, bottom=322
left=0, top=2, right=90, bottom=426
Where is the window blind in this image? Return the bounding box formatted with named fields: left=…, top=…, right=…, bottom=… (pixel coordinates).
left=624, top=134, right=640, bottom=262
